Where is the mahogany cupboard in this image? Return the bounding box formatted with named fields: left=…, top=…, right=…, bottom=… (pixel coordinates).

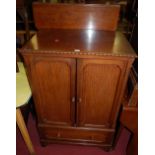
left=20, top=3, right=137, bottom=150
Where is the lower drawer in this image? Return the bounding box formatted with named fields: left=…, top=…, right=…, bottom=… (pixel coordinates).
left=38, top=125, right=115, bottom=144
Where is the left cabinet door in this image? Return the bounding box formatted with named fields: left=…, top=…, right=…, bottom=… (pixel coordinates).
left=29, top=56, right=76, bottom=127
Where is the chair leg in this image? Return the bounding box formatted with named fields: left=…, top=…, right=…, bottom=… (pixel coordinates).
left=16, top=108, right=35, bottom=155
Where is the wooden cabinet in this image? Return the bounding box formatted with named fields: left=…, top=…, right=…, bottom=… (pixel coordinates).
left=22, top=53, right=135, bottom=149
left=20, top=3, right=136, bottom=150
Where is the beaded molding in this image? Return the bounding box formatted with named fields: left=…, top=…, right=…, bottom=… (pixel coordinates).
left=22, top=49, right=136, bottom=58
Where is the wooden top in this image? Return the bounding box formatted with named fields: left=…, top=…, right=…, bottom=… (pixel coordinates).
left=21, top=29, right=136, bottom=58
left=16, top=62, right=31, bottom=108
left=33, top=3, right=120, bottom=31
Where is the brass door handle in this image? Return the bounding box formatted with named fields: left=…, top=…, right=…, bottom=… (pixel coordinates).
left=72, top=97, right=75, bottom=103
left=78, top=98, right=82, bottom=103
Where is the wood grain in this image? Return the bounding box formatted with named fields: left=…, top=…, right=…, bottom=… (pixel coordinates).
left=19, top=3, right=136, bottom=149
left=33, top=3, right=120, bottom=31
left=77, top=59, right=126, bottom=128
left=30, top=56, right=76, bottom=126
left=38, top=125, right=114, bottom=147
left=21, top=29, right=136, bottom=58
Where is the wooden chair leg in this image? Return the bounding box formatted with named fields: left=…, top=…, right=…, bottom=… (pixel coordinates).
left=16, top=108, right=35, bottom=155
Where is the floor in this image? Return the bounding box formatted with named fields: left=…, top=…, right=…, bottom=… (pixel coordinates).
left=16, top=113, right=131, bottom=155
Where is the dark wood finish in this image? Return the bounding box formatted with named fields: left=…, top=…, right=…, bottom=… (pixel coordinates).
left=29, top=56, right=76, bottom=126
left=33, top=3, right=120, bottom=31
left=38, top=125, right=114, bottom=146
left=77, top=59, right=126, bottom=128
left=22, top=29, right=136, bottom=57
left=20, top=3, right=136, bottom=149
left=20, top=36, right=135, bottom=148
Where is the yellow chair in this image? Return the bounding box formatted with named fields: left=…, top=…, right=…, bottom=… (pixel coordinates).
left=16, top=62, right=35, bottom=155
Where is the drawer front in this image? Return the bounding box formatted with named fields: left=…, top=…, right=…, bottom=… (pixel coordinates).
left=39, top=126, right=114, bottom=144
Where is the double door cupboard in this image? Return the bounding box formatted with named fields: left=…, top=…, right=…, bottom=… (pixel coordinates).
left=20, top=3, right=137, bottom=150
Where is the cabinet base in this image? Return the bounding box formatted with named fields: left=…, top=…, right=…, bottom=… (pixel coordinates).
left=40, top=139, right=113, bottom=151
left=38, top=125, right=115, bottom=151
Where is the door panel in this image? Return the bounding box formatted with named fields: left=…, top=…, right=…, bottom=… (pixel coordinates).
left=77, top=59, right=125, bottom=128
left=30, top=56, right=76, bottom=126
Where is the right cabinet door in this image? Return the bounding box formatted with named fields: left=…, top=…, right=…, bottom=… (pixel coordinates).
left=77, top=59, right=126, bottom=129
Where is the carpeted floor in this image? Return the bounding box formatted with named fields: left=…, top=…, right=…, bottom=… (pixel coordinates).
left=16, top=114, right=131, bottom=155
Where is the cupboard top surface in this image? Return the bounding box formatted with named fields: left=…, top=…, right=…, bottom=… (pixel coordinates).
left=21, top=29, right=136, bottom=58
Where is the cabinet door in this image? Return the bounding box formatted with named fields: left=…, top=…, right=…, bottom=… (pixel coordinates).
left=77, top=59, right=126, bottom=128
left=30, top=56, right=76, bottom=127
